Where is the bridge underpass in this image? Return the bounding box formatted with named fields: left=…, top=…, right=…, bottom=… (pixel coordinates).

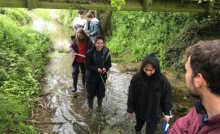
left=0, top=0, right=220, bottom=12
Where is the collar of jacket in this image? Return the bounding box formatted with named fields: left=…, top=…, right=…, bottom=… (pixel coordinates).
left=195, top=101, right=206, bottom=114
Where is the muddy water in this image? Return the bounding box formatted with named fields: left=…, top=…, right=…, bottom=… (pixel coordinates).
left=31, top=17, right=137, bottom=134
left=31, top=16, right=195, bottom=134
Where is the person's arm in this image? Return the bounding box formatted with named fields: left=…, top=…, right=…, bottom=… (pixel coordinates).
left=82, top=19, right=87, bottom=28
left=87, top=39, right=94, bottom=51
left=161, top=75, right=173, bottom=122
left=69, top=39, right=77, bottom=57
left=127, top=76, right=136, bottom=114
left=85, top=50, right=98, bottom=72
left=103, top=50, right=111, bottom=72
left=69, top=39, right=73, bottom=48
left=83, top=21, right=88, bottom=31
left=69, top=36, right=75, bottom=48
left=169, top=107, right=196, bottom=134
left=90, top=22, right=100, bottom=36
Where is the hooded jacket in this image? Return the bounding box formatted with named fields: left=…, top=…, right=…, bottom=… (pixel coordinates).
left=89, top=18, right=101, bottom=41
left=127, top=55, right=173, bottom=121
left=85, top=47, right=111, bottom=83
left=169, top=101, right=220, bottom=134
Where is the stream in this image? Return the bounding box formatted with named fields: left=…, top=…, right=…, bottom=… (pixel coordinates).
left=30, top=13, right=195, bottom=134
left=31, top=16, right=137, bottom=134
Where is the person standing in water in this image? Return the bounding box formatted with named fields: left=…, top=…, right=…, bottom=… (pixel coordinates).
left=85, top=36, right=111, bottom=112
left=127, top=54, right=173, bottom=134
left=70, top=28, right=93, bottom=92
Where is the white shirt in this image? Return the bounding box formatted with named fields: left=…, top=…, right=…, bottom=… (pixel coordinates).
left=72, top=17, right=87, bottom=28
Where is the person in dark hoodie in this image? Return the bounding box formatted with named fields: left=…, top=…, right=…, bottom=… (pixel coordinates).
left=85, top=36, right=111, bottom=111
left=69, top=28, right=93, bottom=92
left=127, top=54, right=173, bottom=134
left=169, top=40, right=220, bottom=134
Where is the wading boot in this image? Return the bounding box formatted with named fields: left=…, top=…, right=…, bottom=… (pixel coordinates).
left=82, top=74, right=85, bottom=86
left=88, top=98, right=94, bottom=110
left=135, top=131, right=141, bottom=134
left=97, top=98, right=103, bottom=113
left=72, top=76, right=78, bottom=92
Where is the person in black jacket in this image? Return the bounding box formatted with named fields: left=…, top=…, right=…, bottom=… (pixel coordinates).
left=85, top=36, right=111, bottom=111
left=127, top=54, right=173, bottom=134
left=70, top=28, right=93, bottom=92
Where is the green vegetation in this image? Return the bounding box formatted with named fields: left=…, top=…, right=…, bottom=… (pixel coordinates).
left=33, top=9, right=77, bottom=28
left=107, top=11, right=220, bottom=72
left=0, top=8, right=31, bottom=25
left=0, top=8, right=52, bottom=133
left=102, top=126, right=120, bottom=134
left=52, top=9, right=77, bottom=28
left=32, top=9, right=52, bottom=21
left=111, top=0, right=125, bottom=10
left=0, top=8, right=219, bottom=133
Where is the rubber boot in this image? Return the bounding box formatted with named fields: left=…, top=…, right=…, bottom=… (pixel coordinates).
left=72, top=76, right=78, bottom=92
left=97, top=98, right=103, bottom=113
left=135, top=131, right=141, bottom=134
left=88, top=98, right=94, bottom=110
left=82, top=74, right=85, bottom=86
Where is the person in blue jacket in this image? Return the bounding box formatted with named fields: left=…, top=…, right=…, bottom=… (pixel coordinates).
left=86, top=11, right=101, bottom=42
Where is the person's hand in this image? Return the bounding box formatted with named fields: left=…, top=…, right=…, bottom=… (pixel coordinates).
left=72, top=52, right=76, bottom=57
left=163, top=115, right=171, bottom=123
left=102, top=68, right=106, bottom=73
left=86, top=32, right=90, bottom=37
left=98, top=68, right=102, bottom=73
left=127, top=112, right=133, bottom=118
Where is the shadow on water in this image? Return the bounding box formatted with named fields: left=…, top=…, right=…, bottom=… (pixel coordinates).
left=31, top=14, right=196, bottom=134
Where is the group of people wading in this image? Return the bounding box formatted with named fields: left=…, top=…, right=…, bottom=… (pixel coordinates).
left=69, top=10, right=220, bottom=134
left=70, top=10, right=110, bottom=112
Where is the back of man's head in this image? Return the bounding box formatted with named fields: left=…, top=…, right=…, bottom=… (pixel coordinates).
left=186, top=40, right=220, bottom=95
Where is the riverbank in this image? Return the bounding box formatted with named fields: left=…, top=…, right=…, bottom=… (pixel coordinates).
left=0, top=9, right=53, bottom=133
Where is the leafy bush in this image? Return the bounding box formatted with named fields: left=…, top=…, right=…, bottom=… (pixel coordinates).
left=0, top=95, right=38, bottom=133
left=107, top=11, right=219, bottom=72
left=0, top=8, right=31, bottom=25
left=0, top=9, right=52, bottom=133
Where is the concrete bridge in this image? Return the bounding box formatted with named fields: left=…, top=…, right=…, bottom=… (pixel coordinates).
left=0, top=0, right=219, bottom=12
